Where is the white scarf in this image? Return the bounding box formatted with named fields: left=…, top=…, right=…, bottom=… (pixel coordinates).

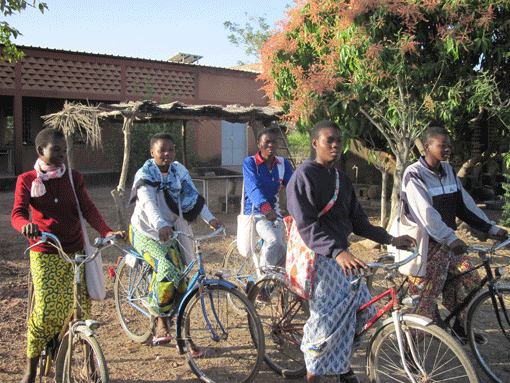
left=31, top=158, right=66, bottom=198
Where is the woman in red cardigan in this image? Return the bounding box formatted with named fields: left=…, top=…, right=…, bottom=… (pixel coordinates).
left=11, top=128, right=123, bottom=383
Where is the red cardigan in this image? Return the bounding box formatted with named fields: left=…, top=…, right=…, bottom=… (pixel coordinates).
left=11, top=168, right=112, bottom=254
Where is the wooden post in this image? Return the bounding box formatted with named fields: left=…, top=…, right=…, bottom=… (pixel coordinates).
left=181, top=119, right=187, bottom=167
left=247, top=119, right=264, bottom=145
left=110, top=112, right=134, bottom=232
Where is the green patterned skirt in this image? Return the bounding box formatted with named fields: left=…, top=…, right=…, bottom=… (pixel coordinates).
left=27, top=250, right=91, bottom=358
left=129, top=225, right=188, bottom=316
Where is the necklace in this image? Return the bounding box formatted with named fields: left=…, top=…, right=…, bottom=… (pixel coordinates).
left=46, top=179, right=60, bottom=203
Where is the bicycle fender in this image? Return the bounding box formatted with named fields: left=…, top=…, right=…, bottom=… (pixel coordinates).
left=174, top=281, right=239, bottom=354
left=365, top=313, right=435, bottom=370
left=73, top=324, right=95, bottom=338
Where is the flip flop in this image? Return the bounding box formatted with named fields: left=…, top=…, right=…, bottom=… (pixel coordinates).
left=176, top=344, right=204, bottom=358
left=153, top=330, right=173, bottom=345
left=191, top=348, right=204, bottom=358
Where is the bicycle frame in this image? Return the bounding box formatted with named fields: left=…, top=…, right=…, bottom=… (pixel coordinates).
left=437, top=237, right=510, bottom=339
left=25, top=232, right=115, bottom=382
left=115, top=227, right=240, bottom=354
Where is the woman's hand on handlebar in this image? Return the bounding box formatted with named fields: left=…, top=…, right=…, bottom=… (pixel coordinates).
left=335, top=250, right=367, bottom=277
left=158, top=226, right=174, bottom=243
left=208, top=218, right=223, bottom=230
left=264, top=209, right=278, bottom=222
left=22, top=223, right=40, bottom=240
left=106, top=230, right=126, bottom=240
left=490, top=227, right=508, bottom=241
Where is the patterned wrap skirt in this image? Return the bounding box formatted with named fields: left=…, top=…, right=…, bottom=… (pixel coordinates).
left=300, top=255, right=376, bottom=376
left=27, top=250, right=91, bottom=358
left=129, top=225, right=188, bottom=316
left=408, top=241, right=481, bottom=321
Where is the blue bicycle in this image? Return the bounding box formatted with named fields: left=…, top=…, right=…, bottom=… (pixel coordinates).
left=112, top=227, right=265, bottom=383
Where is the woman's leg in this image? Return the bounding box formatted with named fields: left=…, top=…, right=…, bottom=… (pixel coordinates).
left=443, top=252, right=481, bottom=321
left=131, top=226, right=186, bottom=316
left=408, top=243, right=451, bottom=320
left=255, top=218, right=285, bottom=268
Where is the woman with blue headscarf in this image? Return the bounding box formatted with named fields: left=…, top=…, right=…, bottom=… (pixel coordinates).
left=129, top=132, right=222, bottom=346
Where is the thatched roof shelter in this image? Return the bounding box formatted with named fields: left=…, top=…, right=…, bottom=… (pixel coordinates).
left=96, top=100, right=284, bottom=125
left=42, top=100, right=285, bottom=231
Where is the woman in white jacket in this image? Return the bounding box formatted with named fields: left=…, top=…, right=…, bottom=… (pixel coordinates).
left=393, top=126, right=506, bottom=341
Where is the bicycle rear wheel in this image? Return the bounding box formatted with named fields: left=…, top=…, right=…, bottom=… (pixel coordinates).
left=114, top=256, right=154, bottom=343
left=54, top=331, right=108, bottom=383
left=248, top=272, right=308, bottom=378
left=179, top=284, right=264, bottom=383
left=367, top=318, right=477, bottom=383
left=466, top=285, right=510, bottom=383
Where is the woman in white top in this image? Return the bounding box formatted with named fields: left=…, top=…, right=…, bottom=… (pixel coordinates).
left=129, top=132, right=221, bottom=345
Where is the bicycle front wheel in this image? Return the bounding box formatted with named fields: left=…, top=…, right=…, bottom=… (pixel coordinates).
left=367, top=318, right=477, bottom=383
left=180, top=284, right=264, bottom=383
left=114, top=256, right=154, bottom=343
left=248, top=272, right=308, bottom=378
left=466, top=285, right=510, bottom=383
left=223, top=240, right=257, bottom=290
left=54, top=331, right=108, bottom=383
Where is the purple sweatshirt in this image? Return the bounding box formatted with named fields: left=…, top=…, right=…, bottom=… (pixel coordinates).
left=286, top=159, right=391, bottom=258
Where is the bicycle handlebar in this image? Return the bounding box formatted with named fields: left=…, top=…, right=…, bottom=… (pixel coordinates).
left=365, top=247, right=419, bottom=270
left=466, top=235, right=510, bottom=255
left=24, top=231, right=118, bottom=265
left=172, top=226, right=226, bottom=242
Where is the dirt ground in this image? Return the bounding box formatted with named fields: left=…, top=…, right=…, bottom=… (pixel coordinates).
left=0, top=179, right=509, bottom=383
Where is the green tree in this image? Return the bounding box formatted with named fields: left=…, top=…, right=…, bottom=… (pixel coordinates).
left=224, top=13, right=272, bottom=65
left=1, top=0, right=48, bottom=62
left=260, top=0, right=510, bottom=223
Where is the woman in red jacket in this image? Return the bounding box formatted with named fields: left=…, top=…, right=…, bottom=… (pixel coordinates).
left=12, top=128, right=122, bottom=383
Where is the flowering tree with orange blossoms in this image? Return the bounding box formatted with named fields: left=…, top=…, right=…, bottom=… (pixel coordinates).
left=260, top=0, right=510, bottom=223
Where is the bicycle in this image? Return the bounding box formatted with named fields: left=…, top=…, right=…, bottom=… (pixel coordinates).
left=25, top=231, right=115, bottom=383
left=248, top=248, right=479, bottom=382
left=368, top=236, right=510, bottom=383
left=112, top=226, right=265, bottom=383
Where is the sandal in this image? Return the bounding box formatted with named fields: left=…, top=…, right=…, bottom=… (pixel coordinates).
left=176, top=343, right=204, bottom=358
left=153, top=326, right=173, bottom=345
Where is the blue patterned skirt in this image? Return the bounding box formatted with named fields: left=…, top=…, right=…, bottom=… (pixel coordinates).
left=300, top=255, right=376, bottom=376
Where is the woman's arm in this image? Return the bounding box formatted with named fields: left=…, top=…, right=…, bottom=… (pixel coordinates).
left=243, top=157, right=269, bottom=211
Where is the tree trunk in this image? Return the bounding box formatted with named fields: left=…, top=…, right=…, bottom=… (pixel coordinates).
left=387, top=155, right=404, bottom=230
left=111, top=114, right=133, bottom=231
left=380, top=168, right=389, bottom=227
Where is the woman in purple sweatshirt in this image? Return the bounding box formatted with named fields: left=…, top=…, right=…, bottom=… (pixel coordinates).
left=286, top=121, right=414, bottom=383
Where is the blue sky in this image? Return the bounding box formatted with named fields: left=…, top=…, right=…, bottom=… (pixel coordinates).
left=7, top=0, right=291, bottom=68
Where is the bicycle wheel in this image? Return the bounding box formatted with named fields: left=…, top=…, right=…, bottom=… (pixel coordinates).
left=179, top=284, right=265, bottom=383
left=466, top=285, right=510, bottom=383
left=223, top=240, right=257, bottom=290
left=114, top=256, right=154, bottom=343
left=54, top=331, right=108, bottom=383
left=367, top=318, right=477, bottom=383
left=248, top=272, right=308, bottom=378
